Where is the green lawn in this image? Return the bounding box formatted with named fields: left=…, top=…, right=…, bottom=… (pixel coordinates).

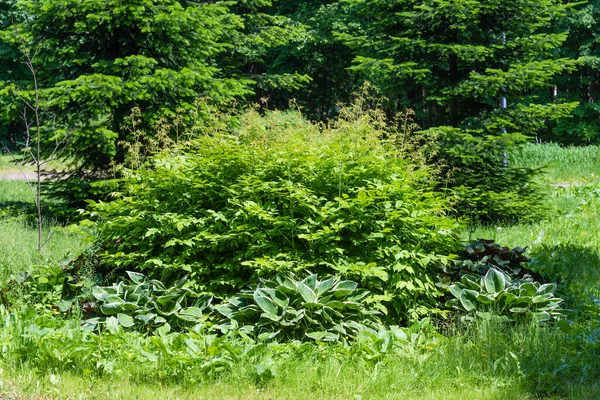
left=0, top=144, right=599, bottom=399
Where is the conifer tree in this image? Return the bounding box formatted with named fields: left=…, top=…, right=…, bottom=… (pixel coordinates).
left=0, top=0, right=29, bottom=142
left=1, top=0, right=249, bottom=169
left=219, top=0, right=311, bottom=107
left=339, top=0, right=581, bottom=220
left=264, top=0, right=357, bottom=119
left=551, top=0, right=600, bottom=144
left=339, top=0, right=580, bottom=134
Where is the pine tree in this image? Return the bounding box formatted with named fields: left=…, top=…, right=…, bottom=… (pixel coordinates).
left=551, top=0, right=600, bottom=144
left=339, top=0, right=580, bottom=134
left=219, top=0, right=311, bottom=108
left=339, top=0, right=582, bottom=221
left=264, top=0, right=357, bottom=119
left=1, top=0, right=249, bottom=169
left=0, top=0, right=29, bottom=143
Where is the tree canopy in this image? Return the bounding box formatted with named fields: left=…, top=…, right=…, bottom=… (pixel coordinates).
left=1, top=0, right=598, bottom=170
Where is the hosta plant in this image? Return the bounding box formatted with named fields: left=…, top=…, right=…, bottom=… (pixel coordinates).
left=451, top=239, right=539, bottom=280
left=87, top=271, right=212, bottom=331
left=445, top=267, right=564, bottom=322
left=216, top=273, right=379, bottom=342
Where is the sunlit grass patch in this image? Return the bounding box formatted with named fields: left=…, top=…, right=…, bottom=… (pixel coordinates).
left=0, top=217, right=88, bottom=285
left=511, top=143, right=600, bottom=184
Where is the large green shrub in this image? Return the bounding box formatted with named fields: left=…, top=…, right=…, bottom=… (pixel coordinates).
left=88, top=108, right=461, bottom=321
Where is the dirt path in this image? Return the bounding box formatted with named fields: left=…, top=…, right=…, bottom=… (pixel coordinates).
left=0, top=172, right=40, bottom=181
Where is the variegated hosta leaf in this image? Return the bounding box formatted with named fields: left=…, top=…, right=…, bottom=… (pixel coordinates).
left=217, top=272, right=379, bottom=342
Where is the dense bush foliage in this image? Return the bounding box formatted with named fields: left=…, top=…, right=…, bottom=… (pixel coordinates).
left=88, top=108, right=461, bottom=321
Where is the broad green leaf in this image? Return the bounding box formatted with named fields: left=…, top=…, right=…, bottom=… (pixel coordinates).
left=193, top=295, right=213, bottom=311
left=498, top=292, right=518, bottom=308
left=260, top=312, right=281, bottom=322
left=390, top=326, right=408, bottom=341
left=105, top=316, right=121, bottom=334
left=155, top=292, right=182, bottom=305
left=179, top=307, right=204, bottom=318
left=127, top=271, right=148, bottom=284
left=476, top=294, right=494, bottom=304
left=460, top=274, right=481, bottom=291
left=258, top=331, right=280, bottom=341
left=346, top=289, right=369, bottom=302
left=537, top=283, right=555, bottom=295
left=515, top=296, right=533, bottom=306
left=56, top=299, right=73, bottom=312
left=449, top=284, right=462, bottom=299
left=532, top=294, right=553, bottom=304
left=460, top=289, right=478, bottom=312
left=316, top=277, right=336, bottom=296
left=91, top=286, right=109, bottom=301
left=296, top=281, right=317, bottom=303
left=484, top=268, right=505, bottom=293
left=254, top=292, right=279, bottom=315
left=306, top=331, right=339, bottom=342
left=276, top=275, right=297, bottom=294
left=117, top=313, right=135, bottom=328
left=135, top=313, right=156, bottom=324
left=269, top=290, right=289, bottom=309
left=333, top=280, right=358, bottom=292
left=303, top=274, right=318, bottom=291
left=154, top=300, right=182, bottom=316
left=520, top=283, right=537, bottom=296
left=215, top=304, right=236, bottom=318
left=99, top=298, right=125, bottom=315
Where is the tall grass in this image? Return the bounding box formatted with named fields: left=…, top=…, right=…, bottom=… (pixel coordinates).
left=0, top=218, right=88, bottom=284
left=0, top=316, right=597, bottom=399
left=511, top=143, right=600, bottom=184
left=0, top=180, right=88, bottom=284
left=0, top=180, right=32, bottom=204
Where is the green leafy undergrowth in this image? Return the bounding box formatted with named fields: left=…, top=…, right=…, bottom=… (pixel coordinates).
left=453, top=239, right=539, bottom=280
left=86, top=271, right=212, bottom=332
left=0, top=304, right=598, bottom=399
left=445, top=268, right=564, bottom=322
left=0, top=303, right=435, bottom=384
left=216, top=273, right=378, bottom=342
left=87, top=108, right=462, bottom=321
left=0, top=262, right=92, bottom=315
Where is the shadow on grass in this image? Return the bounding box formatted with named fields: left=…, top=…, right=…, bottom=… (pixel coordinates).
left=0, top=200, right=35, bottom=218
left=0, top=181, right=77, bottom=223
